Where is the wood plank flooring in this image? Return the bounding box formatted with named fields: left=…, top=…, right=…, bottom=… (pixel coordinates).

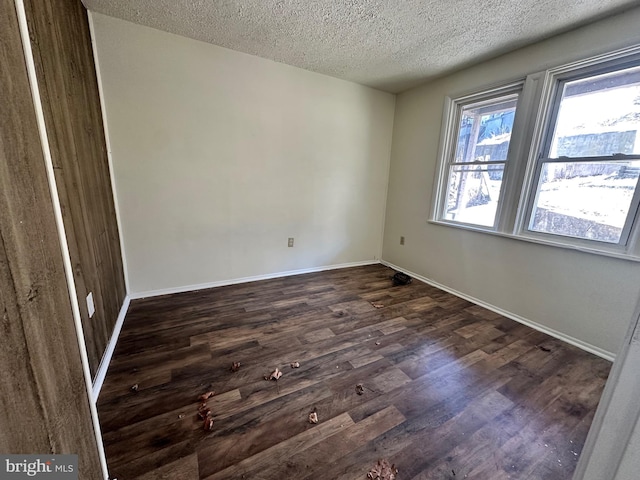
left=98, top=264, right=611, bottom=479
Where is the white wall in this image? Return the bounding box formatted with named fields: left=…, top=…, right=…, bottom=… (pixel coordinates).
left=615, top=413, right=640, bottom=479
left=576, top=300, right=640, bottom=480
left=383, top=7, right=640, bottom=357
left=91, top=13, right=395, bottom=295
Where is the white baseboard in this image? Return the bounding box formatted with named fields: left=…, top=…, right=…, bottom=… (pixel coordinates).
left=92, top=295, right=130, bottom=402
left=129, top=260, right=380, bottom=300
left=381, top=260, right=615, bottom=361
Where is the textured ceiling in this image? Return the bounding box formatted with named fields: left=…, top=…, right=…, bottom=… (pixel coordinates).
left=82, top=0, right=640, bottom=93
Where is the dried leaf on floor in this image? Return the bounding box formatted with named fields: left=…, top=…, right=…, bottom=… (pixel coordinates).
left=371, top=302, right=385, bottom=309
left=267, top=368, right=282, bottom=380
left=355, top=384, right=365, bottom=395
left=290, top=362, right=300, bottom=368
left=231, top=361, right=241, bottom=372
left=203, top=417, right=214, bottom=431
left=199, top=391, right=215, bottom=401
left=198, top=403, right=212, bottom=419
left=367, top=459, right=398, bottom=480
left=308, top=411, right=319, bottom=424
left=130, top=384, right=139, bottom=392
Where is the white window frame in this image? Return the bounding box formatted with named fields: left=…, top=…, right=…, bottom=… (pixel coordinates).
left=431, top=44, right=640, bottom=261
left=432, top=82, right=525, bottom=231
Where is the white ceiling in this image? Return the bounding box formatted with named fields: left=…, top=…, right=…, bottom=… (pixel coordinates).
left=82, top=0, right=640, bottom=93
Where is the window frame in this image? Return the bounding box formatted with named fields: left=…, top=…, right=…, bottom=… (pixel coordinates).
left=432, top=81, right=525, bottom=231
left=516, top=48, right=640, bottom=254
left=431, top=44, right=640, bottom=261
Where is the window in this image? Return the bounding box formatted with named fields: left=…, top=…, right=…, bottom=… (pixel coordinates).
left=432, top=46, right=640, bottom=259
left=438, top=85, right=521, bottom=229
left=527, top=64, right=640, bottom=245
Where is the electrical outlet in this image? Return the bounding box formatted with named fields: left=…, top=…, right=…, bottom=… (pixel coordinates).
left=288, top=237, right=294, bottom=247
left=400, top=236, right=405, bottom=245
left=86, top=292, right=95, bottom=318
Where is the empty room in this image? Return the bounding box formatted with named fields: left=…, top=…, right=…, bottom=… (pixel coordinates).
left=3, top=0, right=640, bottom=479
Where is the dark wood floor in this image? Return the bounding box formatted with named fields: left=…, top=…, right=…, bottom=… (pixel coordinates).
left=98, top=264, right=610, bottom=480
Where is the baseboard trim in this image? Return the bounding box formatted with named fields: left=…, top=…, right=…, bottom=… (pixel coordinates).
left=92, top=295, right=130, bottom=402
left=130, top=260, right=381, bottom=300
left=381, top=260, right=615, bottom=361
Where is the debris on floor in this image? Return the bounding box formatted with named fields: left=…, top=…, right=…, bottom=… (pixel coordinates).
left=391, top=271, right=412, bottom=286
left=375, top=341, right=381, bottom=346
left=290, top=361, right=300, bottom=368
left=199, top=391, right=215, bottom=401
left=537, top=345, right=552, bottom=352
left=308, top=411, right=319, bottom=424
left=196, top=387, right=216, bottom=431
left=265, top=368, right=282, bottom=381
left=203, top=416, right=214, bottom=431
left=130, top=384, right=139, bottom=392
left=371, top=302, right=385, bottom=309
left=198, top=403, right=212, bottom=419
left=367, top=459, right=398, bottom=480
left=231, top=361, right=241, bottom=372
left=178, top=414, right=185, bottom=419
left=264, top=367, right=283, bottom=393
left=355, top=384, right=365, bottom=395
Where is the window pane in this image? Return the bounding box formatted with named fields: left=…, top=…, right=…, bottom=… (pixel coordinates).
left=529, top=161, right=640, bottom=243
left=454, top=96, right=518, bottom=163
left=444, top=165, right=505, bottom=227
left=549, top=65, right=640, bottom=158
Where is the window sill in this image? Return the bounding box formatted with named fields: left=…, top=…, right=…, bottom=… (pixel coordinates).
left=427, top=219, right=640, bottom=262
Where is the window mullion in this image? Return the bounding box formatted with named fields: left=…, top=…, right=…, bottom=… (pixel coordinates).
left=499, top=73, right=545, bottom=233
left=451, top=160, right=510, bottom=167
left=541, top=155, right=640, bottom=163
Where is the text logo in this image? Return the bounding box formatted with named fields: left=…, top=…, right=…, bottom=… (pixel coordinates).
left=0, top=455, right=77, bottom=479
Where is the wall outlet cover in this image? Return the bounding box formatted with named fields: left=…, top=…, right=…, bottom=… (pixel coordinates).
left=87, top=292, right=95, bottom=318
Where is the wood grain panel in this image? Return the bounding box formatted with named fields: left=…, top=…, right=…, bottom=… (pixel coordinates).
left=99, top=264, right=611, bottom=479
left=0, top=0, right=101, bottom=476
left=23, top=0, right=126, bottom=377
